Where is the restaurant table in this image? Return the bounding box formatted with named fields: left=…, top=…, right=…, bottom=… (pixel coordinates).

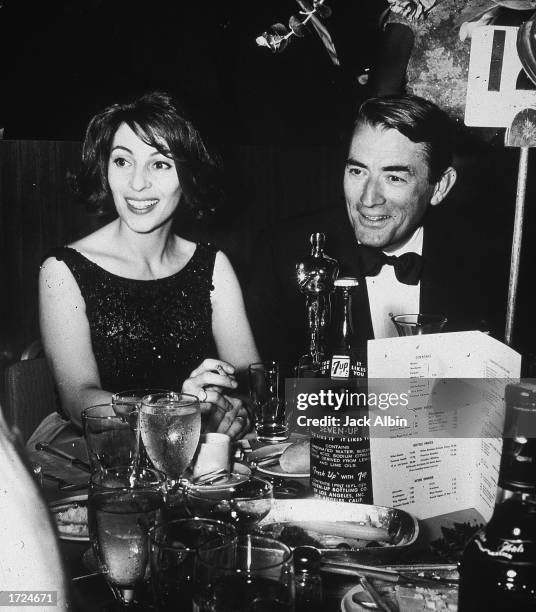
left=40, top=434, right=464, bottom=611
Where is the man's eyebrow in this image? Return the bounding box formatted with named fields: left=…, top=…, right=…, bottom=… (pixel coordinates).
left=345, top=159, right=414, bottom=174
left=346, top=158, right=366, bottom=167
left=382, top=165, right=413, bottom=174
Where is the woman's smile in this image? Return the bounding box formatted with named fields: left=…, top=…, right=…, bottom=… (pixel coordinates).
left=125, top=197, right=159, bottom=214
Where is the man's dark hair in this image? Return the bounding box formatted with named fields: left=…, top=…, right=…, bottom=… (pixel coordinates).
left=354, top=94, right=454, bottom=182
left=72, top=91, right=223, bottom=216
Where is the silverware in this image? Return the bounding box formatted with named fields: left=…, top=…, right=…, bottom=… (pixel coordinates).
left=194, top=468, right=229, bottom=485
left=251, top=449, right=285, bottom=468
left=358, top=576, right=391, bottom=612
left=321, top=560, right=459, bottom=587
left=42, top=472, right=88, bottom=491
left=35, top=442, right=91, bottom=473
left=351, top=595, right=378, bottom=610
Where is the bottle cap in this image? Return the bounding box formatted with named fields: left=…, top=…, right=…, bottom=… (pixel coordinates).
left=334, top=277, right=359, bottom=287
left=293, top=545, right=321, bottom=572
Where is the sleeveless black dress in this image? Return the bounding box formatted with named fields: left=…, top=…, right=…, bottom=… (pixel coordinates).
left=46, top=242, right=218, bottom=392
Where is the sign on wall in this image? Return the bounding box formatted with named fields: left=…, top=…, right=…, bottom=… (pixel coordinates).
left=465, top=26, right=536, bottom=128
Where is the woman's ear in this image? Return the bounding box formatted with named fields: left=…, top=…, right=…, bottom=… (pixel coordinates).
left=430, top=166, right=457, bottom=206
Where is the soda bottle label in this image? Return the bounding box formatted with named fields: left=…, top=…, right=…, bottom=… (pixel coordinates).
left=330, top=355, right=350, bottom=378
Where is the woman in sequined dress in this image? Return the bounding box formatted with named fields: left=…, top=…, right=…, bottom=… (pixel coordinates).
left=35, top=92, right=259, bottom=441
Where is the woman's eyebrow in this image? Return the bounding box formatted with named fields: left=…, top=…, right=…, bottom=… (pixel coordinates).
left=110, top=145, right=132, bottom=154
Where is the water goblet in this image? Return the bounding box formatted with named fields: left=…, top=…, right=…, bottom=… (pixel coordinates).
left=149, top=518, right=237, bottom=611
left=88, top=466, right=166, bottom=608
left=139, top=393, right=201, bottom=484
left=82, top=403, right=140, bottom=472
left=184, top=473, right=273, bottom=534
left=112, top=389, right=180, bottom=469
left=193, top=535, right=295, bottom=612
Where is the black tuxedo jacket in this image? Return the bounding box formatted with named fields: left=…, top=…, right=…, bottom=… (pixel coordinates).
left=245, top=203, right=511, bottom=363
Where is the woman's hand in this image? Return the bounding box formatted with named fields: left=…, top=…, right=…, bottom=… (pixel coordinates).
left=182, top=359, right=251, bottom=439
left=182, top=358, right=238, bottom=400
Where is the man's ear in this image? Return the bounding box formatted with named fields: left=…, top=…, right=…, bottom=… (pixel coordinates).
left=430, top=166, right=457, bottom=206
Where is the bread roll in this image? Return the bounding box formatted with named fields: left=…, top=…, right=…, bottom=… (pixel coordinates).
left=279, top=439, right=310, bottom=473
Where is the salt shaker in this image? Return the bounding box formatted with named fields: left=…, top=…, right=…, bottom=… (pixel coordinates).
left=294, top=545, right=323, bottom=612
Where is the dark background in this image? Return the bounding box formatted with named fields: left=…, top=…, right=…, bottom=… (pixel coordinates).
left=0, top=0, right=384, bottom=144
left=0, top=0, right=533, bottom=366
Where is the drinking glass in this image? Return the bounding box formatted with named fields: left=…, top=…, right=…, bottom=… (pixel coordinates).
left=139, top=393, right=201, bottom=484
left=112, top=389, right=180, bottom=469
left=184, top=474, right=273, bottom=534
left=149, top=518, right=237, bottom=611
left=248, top=361, right=291, bottom=442
left=88, top=467, right=166, bottom=607
left=82, top=403, right=140, bottom=472
left=391, top=313, right=448, bottom=336
left=193, top=535, right=295, bottom=612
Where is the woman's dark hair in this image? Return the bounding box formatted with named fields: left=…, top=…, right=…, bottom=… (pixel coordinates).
left=72, top=91, right=223, bottom=217
left=354, top=94, right=454, bottom=183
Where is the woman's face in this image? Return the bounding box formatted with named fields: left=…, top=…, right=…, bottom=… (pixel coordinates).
left=107, top=122, right=181, bottom=233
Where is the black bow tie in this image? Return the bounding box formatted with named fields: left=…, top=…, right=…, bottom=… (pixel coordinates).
left=357, top=245, right=423, bottom=285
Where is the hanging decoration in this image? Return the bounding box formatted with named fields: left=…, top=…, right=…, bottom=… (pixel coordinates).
left=256, top=0, right=339, bottom=65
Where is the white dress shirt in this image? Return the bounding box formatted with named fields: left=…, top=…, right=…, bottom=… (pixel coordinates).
left=365, top=226, right=423, bottom=339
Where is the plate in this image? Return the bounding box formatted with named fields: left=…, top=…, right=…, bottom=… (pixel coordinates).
left=250, top=443, right=310, bottom=478
left=49, top=494, right=89, bottom=541
left=258, top=499, right=418, bottom=553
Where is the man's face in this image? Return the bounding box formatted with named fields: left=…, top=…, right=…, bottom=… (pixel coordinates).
left=344, top=122, right=438, bottom=249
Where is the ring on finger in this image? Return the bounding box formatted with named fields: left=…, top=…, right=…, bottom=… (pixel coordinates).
left=199, top=388, right=208, bottom=402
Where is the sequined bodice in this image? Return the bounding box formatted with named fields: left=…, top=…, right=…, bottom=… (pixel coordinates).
left=47, top=242, right=217, bottom=392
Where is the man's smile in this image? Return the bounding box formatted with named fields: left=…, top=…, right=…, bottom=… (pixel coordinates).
left=358, top=211, right=392, bottom=226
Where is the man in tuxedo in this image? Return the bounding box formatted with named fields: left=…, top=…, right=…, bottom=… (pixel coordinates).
left=246, top=94, right=511, bottom=362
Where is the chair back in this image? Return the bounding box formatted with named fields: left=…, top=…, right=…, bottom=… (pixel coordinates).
left=4, top=359, right=58, bottom=442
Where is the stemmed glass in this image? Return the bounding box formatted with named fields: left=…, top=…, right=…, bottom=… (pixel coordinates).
left=184, top=474, right=273, bottom=534
left=111, top=389, right=180, bottom=469
left=149, top=518, right=237, bottom=611
left=82, top=403, right=140, bottom=472
left=88, top=466, right=166, bottom=608
left=139, top=393, right=201, bottom=490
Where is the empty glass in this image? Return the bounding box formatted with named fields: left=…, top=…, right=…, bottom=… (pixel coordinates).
left=194, top=535, right=295, bottom=612
left=82, top=403, right=140, bottom=472
left=248, top=361, right=292, bottom=442
left=149, top=518, right=237, bottom=611
left=391, top=313, right=448, bottom=336
left=184, top=473, right=273, bottom=534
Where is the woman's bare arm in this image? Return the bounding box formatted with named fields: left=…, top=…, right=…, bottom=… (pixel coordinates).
left=211, top=251, right=260, bottom=371
left=39, top=257, right=111, bottom=429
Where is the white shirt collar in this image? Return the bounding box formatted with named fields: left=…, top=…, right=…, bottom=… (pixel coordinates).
left=382, top=225, right=424, bottom=257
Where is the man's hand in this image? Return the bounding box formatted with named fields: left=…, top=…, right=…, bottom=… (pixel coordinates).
left=202, top=393, right=252, bottom=440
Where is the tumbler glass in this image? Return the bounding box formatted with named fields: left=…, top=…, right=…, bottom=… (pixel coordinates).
left=391, top=314, right=448, bottom=336
left=248, top=361, right=292, bottom=442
